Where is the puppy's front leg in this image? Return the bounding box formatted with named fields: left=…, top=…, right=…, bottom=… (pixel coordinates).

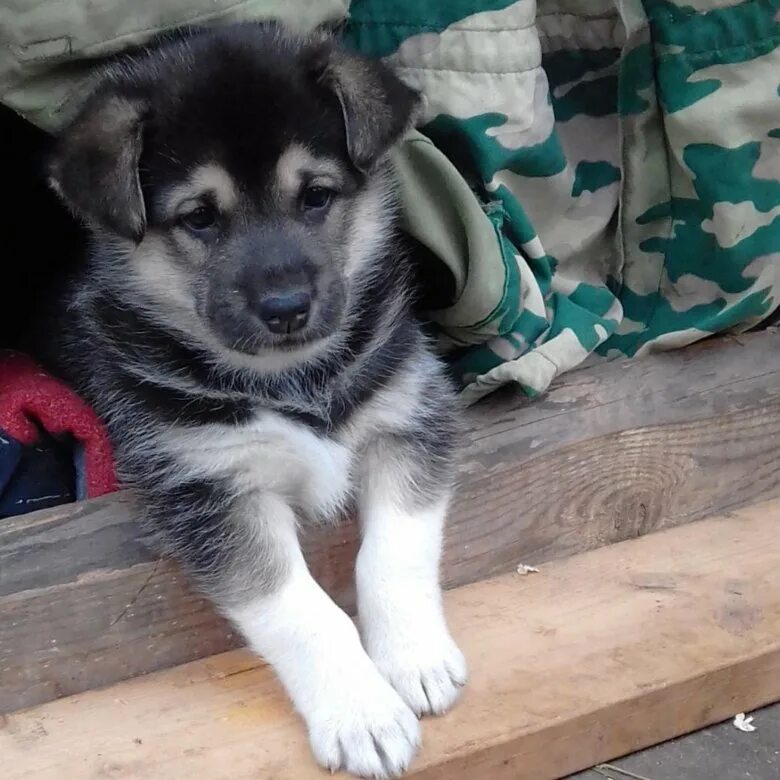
left=356, top=445, right=468, bottom=716
left=223, top=493, right=419, bottom=778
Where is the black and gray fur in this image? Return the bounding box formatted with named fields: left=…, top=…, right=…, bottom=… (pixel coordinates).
left=45, top=23, right=457, bottom=609
left=43, top=23, right=464, bottom=777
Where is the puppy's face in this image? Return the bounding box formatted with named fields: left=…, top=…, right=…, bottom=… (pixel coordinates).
left=50, top=25, right=419, bottom=367
left=139, top=144, right=369, bottom=361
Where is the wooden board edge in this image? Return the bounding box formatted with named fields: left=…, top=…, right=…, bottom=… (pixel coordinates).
left=3, top=330, right=780, bottom=712
left=4, top=499, right=780, bottom=780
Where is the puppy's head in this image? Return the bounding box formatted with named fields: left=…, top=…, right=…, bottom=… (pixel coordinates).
left=49, top=24, right=419, bottom=368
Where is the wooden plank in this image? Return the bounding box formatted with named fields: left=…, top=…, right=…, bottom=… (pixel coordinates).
left=2, top=330, right=780, bottom=713
left=3, top=500, right=780, bottom=780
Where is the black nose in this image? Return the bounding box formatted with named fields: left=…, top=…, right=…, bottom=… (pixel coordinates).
left=256, top=291, right=311, bottom=335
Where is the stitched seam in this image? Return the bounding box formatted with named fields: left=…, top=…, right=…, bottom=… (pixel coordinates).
left=536, top=348, right=562, bottom=373
left=469, top=221, right=515, bottom=332
left=644, top=17, right=675, bottom=338
left=655, top=35, right=780, bottom=61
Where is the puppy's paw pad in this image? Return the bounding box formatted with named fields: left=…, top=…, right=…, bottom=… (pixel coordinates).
left=309, top=688, right=420, bottom=779
left=372, top=632, right=468, bottom=717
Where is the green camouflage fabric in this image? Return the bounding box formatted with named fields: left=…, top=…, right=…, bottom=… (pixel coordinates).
left=347, top=0, right=780, bottom=402
left=0, top=0, right=349, bottom=131
left=2, top=0, right=778, bottom=403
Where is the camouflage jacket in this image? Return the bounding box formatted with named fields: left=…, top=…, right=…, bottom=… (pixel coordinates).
left=2, top=0, right=778, bottom=402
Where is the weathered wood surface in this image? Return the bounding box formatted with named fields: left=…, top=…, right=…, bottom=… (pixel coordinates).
left=4, top=500, right=780, bottom=780
left=2, top=330, right=779, bottom=712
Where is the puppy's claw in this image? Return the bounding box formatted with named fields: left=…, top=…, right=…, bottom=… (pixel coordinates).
left=369, top=628, right=468, bottom=718
left=309, top=679, right=420, bottom=779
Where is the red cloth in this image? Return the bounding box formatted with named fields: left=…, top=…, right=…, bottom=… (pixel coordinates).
left=0, top=350, right=117, bottom=497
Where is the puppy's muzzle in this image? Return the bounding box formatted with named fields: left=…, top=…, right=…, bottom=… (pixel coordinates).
left=237, top=229, right=320, bottom=338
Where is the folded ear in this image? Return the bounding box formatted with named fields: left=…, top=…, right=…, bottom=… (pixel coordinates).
left=311, top=42, right=421, bottom=173
left=49, top=92, right=148, bottom=241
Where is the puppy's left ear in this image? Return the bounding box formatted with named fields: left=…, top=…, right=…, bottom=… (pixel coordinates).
left=311, top=42, right=421, bottom=173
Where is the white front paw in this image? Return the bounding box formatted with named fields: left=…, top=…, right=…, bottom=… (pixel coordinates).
left=367, top=625, right=468, bottom=717
left=308, top=674, right=420, bottom=779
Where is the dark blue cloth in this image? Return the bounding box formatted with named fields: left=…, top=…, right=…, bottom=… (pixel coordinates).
left=0, top=428, right=75, bottom=518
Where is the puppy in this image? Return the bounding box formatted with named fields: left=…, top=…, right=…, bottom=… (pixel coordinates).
left=45, top=22, right=466, bottom=779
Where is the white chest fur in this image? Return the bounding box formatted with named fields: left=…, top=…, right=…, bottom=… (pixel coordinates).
left=161, top=411, right=354, bottom=521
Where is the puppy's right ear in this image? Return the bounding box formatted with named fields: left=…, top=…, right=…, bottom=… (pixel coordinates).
left=308, top=40, right=421, bottom=174
left=49, top=93, right=148, bottom=242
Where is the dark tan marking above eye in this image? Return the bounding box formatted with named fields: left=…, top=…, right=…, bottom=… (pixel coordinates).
left=275, top=143, right=345, bottom=202
left=163, top=163, right=238, bottom=220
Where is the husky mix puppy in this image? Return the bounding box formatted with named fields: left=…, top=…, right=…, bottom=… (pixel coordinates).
left=46, top=22, right=466, bottom=778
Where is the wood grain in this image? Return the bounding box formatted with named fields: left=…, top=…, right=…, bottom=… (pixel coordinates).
left=4, top=500, right=780, bottom=780
left=2, top=330, right=780, bottom=712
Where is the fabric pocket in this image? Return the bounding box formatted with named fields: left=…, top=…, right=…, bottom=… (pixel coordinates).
left=616, top=0, right=780, bottom=357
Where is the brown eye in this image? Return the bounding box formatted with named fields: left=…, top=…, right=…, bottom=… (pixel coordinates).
left=180, top=204, right=218, bottom=233
left=301, top=185, right=334, bottom=212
